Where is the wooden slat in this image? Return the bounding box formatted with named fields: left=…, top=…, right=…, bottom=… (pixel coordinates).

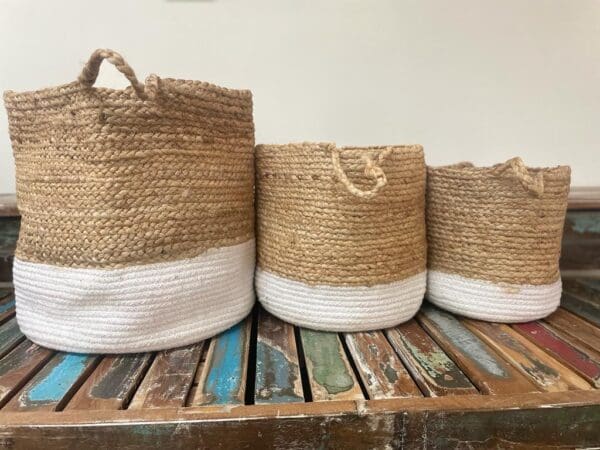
left=344, top=331, right=421, bottom=399
left=129, top=343, right=204, bottom=409
left=0, top=195, right=18, bottom=217
left=560, top=292, right=600, bottom=327
left=0, top=292, right=15, bottom=325
left=544, top=308, right=600, bottom=354
left=0, top=317, right=24, bottom=359
left=255, top=309, right=303, bottom=404
left=0, top=341, right=54, bottom=409
left=4, top=353, right=98, bottom=412
left=418, top=305, right=538, bottom=395
left=513, top=322, right=600, bottom=387
left=566, top=186, right=600, bottom=210
left=300, top=329, right=364, bottom=401
left=464, top=320, right=591, bottom=392
left=192, top=318, right=252, bottom=406
left=563, top=278, right=600, bottom=304
left=386, top=320, right=477, bottom=396
left=66, top=354, right=152, bottom=411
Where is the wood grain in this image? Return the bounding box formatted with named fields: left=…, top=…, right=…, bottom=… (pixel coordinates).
left=192, top=318, right=252, bottom=406
left=513, top=321, right=600, bottom=387
left=386, top=319, right=477, bottom=397
left=0, top=340, right=53, bottom=409
left=464, top=319, right=591, bottom=391
left=299, top=328, right=364, bottom=401
left=418, top=305, right=538, bottom=395
left=0, top=318, right=24, bottom=359
left=560, top=292, right=600, bottom=327
left=67, top=354, right=152, bottom=410
left=0, top=292, right=15, bottom=325
left=344, top=331, right=421, bottom=399
left=544, top=308, right=600, bottom=354
left=255, top=309, right=303, bottom=404
left=4, top=352, right=98, bottom=412
left=129, top=344, right=204, bottom=409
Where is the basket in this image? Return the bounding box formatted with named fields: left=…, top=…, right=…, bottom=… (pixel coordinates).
left=4, top=49, right=256, bottom=353
left=255, top=143, right=427, bottom=331
left=426, top=157, right=571, bottom=322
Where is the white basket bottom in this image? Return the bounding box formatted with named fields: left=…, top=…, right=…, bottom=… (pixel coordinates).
left=255, top=269, right=426, bottom=332
left=13, top=240, right=256, bottom=353
left=426, top=270, right=562, bottom=323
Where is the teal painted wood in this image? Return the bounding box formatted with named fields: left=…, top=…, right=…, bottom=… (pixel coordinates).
left=561, top=292, right=600, bottom=327
left=386, top=320, right=477, bottom=397
left=418, top=304, right=538, bottom=394
left=255, top=309, right=303, bottom=404
left=67, top=353, right=153, bottom=410
left=0, top=292, right=15, bottom=324
left=300, top=328, right=364, bottom=401
left=0, top=317, right=24, bottom=359
left=193, top=318, right=251, bottom=405
left=0, top=340, right=54, bottom=409
left=5, top=352, right=98, bottom=412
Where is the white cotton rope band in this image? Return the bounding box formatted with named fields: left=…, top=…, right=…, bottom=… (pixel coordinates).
left=426, top=270, right=562, bottom=323
left=13, top=240, right=255, bottom=354
left=256, top=269, right=426, bottom=331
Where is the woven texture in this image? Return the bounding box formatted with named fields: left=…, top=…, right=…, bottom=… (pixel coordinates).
left=14, top=240, right=255, bottom=353
left=427, top=158, right=570, bottom=286
left=256, top=269, right=426, bottom=331
left=256, top=142, right=427, bottom=287
left=4, top=49, right=254, bottom=269
left=427, top=270, right=561, bottom=322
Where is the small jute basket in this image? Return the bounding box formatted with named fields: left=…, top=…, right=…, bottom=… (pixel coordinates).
left=255, top=143, right=427, bottom=331
left=4, top=49, right=256, bottom=353
left=426, top=157, right=571, bottom=322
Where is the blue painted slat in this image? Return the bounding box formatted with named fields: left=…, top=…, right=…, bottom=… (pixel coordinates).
left=192, top=317, right=251, bottom=405
left=5, top=352, right=98, bottom=411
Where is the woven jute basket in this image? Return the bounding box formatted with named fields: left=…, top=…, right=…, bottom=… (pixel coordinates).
left=4, top=49, right=256, bottom=353
left=426, top=157, right=571, bottom=322
left=255, top=143, right=427, bottom=331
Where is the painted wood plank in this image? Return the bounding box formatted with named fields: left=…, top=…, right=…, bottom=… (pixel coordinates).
left=0, top=340, right=54, bottom=409
left=513, top=321, right=600, bottom=387
left=464, top=319, right=591, bottom=392
left=418, top=305, right=538, bottom=395
left=0, top=292, right=15, bottom=325
left=385, top=320, right=477, bottom=397
left=4, top=352, right=98, bottom=412
left=66, top=353, right=152, bottom=411
left=563, top=278, right=600, bottom=304
left=128, top=343, right=204, bottom=409
left=560, top=292, right=600, bottom=327
left=344, top=331, right=421, bottom=399
left=544, top=308, right=600, bottom=354
left=192, top=318, right=252, bottom=406
left=0, top=317, right=24, bottom=359
left=255, top=309, right=303, bottom=404
left=299, top=328, right=364, bottom=401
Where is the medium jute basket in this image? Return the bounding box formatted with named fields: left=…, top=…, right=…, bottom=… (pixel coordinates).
left=255, top=143, right=427, bottom=331
left=4, top=49, right=256, bottom=353
left=426, top=157, right=571, bottom=322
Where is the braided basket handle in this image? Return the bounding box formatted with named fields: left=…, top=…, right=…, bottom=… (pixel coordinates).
left=78, top=49, right=154, bottom=100
left=331, top=146, right=393, bottom=199
left=492, top=157, right=544, bottom=196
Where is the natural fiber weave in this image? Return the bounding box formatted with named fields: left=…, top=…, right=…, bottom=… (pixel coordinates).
left=426, top=158, right=571, bottom=286
left=256, top=143, right=426, bottom=286
left=5, top=49, right=254, bottom=269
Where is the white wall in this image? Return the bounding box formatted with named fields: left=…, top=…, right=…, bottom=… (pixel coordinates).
left=0, top=0, right=598, bottom=192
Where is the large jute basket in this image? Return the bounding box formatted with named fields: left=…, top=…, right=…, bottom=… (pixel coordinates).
left=255, top=143, right=427, bottom=331
left=426, top=158, right=571, bottom=322
left=4, top=49, right=255, bottom=353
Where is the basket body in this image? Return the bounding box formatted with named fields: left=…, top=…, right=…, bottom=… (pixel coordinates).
left=426, top=161, right=571, bottom=322
left=4, top=72, right=255, bottom=352
left=255, top=143, right=427, bottom=331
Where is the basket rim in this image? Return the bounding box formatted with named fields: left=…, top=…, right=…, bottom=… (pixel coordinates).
left=255, top=142, right=424, bottom=153
left=428, top=160, right=571, bottom=178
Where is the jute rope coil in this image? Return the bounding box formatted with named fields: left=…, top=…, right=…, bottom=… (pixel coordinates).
left=426, top=157, right=571, bottom=286
left=256, top=142, right=427, bottom=287
left=5, top=48, right=255, bottom=269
